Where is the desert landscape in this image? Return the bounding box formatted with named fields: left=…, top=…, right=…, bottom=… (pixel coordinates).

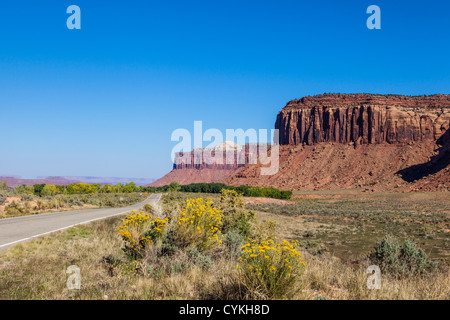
left=1, top=1, right=449, bottom=310
left=1, top=94, right=449, bottom=301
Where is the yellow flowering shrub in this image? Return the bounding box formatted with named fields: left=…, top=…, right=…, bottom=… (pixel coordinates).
left=173, top=198, right=223, bottom=252
left=117, top=210, right=169, bottom=258
left=237, top=238, right=306, bottom=299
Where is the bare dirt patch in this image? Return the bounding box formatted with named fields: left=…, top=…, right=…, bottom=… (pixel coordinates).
left=0, top=197, right=21, bottom=214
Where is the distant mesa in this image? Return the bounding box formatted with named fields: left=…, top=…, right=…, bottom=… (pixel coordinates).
left=0, top=176, right=155, bottom=187
left=173, top=141, right=257, bottom=170
left=0, top=176, right=79, bottom=187
left=276, top=93, right=450, bottom=146
left=152, top=93, right=450, bottom=191
left=60, top=176, right=156, bottom=186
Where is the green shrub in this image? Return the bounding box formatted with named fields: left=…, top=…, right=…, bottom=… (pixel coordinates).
left=300, top=240, right=327, bottom=255
left=368, top=234, right=438, bottom=278
left=224, top=229, right=245, bottom=258
left=162, top=192, right=176, bottom=204
left=33, top=184, right=46, bottom=196
left=187, top=247, right=213, bottom=270
left=13, top=184, right=34, bottom=195
left=143, top=204, right=154, bottom=213
left=159, top=229, right=180, bottom=256
left=5, top=207, right=21, bottom=216
left=175, top=183, right=292, bottom=200
left=145, top=250, right=189, bottom=277
left=218, top=189, right=254, bottom=237
left=167, top=181, right=181, bottom=192
left=250, top=220, right=277, bottom=242
left=34, top=199, right=46, bottom=210
left=143, top=241, right=213, bottom=277
left=0, top=181, right=7, bottom=190
left=20, top=194, right=34, bottom=202
left=4, top=201, right=31, bottom=216
left=0, top=192, right=6, bottom=205
left=6, top=201, right=19, bottom=209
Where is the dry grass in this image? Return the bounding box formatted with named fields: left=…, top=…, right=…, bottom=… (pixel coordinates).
left=0, top=211, right=448, bottom=300
left=0, top=193, right=148, bottom=219
left=293, top=252, right=449, bottom=300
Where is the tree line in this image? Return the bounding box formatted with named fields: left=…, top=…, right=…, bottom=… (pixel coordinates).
left=9, top=182, right=142, bottom=197
left=3, top=180, right=292, bottom=200
left=142, top=182, right=292, bottom=200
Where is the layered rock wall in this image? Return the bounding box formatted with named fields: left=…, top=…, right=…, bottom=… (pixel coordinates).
left=275, top=94, right=450, bottom=146
left=173, top=144, right=259, bottom=170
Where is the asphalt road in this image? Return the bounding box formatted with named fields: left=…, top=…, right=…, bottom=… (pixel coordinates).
left=0, top=193, right=162, bottom=253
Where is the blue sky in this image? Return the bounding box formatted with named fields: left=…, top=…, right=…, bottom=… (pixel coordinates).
left=0, top=0, right=449, bottom=179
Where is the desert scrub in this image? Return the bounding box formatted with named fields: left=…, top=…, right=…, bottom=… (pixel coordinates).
left=0, top=192, right=7, bottom=205
left=20, top=193, right=35, bottom=201
left=368, top=234, right=438, bottom=278
left=250, top=220, right=277, bottom=242
left=5, top=201, right=32, bottom=216
left=54, top=193, right=147, bottom=208
left=218, top=189, right=255, bottom=237
left=117, top=210, right=169, bottom=259
left=237, top=238, right=305, bottom=299
left=223, top=229, right=246, bottom=258
left=172, top=198, right=223, bottom=252
left=143, top=203, right=154, bottom=213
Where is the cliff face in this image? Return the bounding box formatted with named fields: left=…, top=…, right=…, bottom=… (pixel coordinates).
left=151, top=142, right=257, bottom=186
left=275, top=94, right=450, bottom=146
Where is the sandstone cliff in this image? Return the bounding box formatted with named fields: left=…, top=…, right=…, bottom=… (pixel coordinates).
left=172, top=142, right=257, bottom=170
left=152, top=142, right=256, bottom=187
left=275, top=94, right=450, bottom=146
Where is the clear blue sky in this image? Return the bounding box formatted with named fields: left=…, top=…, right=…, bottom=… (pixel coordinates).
left=0, top=0, right=449, bottom=179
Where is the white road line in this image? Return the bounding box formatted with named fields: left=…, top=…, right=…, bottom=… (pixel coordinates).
left=0, top=209, right=130, bottom=249
left=0, top=194, right=162, bottom=250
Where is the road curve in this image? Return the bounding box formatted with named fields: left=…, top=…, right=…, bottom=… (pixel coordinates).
left=0, top=193, right=162, bottom=253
